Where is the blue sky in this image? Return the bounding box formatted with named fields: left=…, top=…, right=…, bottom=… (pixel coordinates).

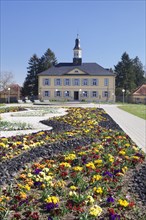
left=1, top=0, right=145, bottom=86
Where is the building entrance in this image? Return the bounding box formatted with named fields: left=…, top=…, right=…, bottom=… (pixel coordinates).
left=74, top=91, right=79, bottom=100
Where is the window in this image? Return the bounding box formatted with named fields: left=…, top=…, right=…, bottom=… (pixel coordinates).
left=83, top=79, right=88, bottom=86
left=92, top=79, right=98, bottom=86
left=92, top=91, right=97, bottom=97
left=103, top=91, right=108, bottom=97
left=56, top=79, right=61, bottom=86
left=56, top=91, right=61, bottom=97
left=44, top=79, right=50, bottom=85
left=65, top=79, right=70, bottom=86
left=44, top=91, right=50, bottom=97
left=83, top=91, right=88, bottom=97
left=65, top=91, right=70, bottom=97
left=104, top=78, right=109, bottom=86
left=74, top=79, right=80, bottom=86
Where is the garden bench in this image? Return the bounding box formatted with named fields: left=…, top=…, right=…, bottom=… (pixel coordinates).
left=18, top=100, right=24, bottom=104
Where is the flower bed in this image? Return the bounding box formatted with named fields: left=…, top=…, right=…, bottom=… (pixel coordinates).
left=0, top=107, right=146, bottom=219
left=0, top=121, right=33, bottom=131
left=0, top=106, right=26, bottom=114
left=10, top=108, right=60, bottom=117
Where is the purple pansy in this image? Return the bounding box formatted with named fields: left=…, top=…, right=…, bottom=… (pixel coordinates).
left=107, top=196, right=115, bottom=203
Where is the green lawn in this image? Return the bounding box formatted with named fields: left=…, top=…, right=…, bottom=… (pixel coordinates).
left=118, top=104, right=146, bottom=120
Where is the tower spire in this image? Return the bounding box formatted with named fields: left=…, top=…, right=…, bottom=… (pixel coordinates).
left=73, top=35, right=82, bottom=65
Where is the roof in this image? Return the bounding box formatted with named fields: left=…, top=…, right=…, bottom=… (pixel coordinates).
left=38, top=62, right=115, bottom=76
left=133, top=84, right=146, bottom=96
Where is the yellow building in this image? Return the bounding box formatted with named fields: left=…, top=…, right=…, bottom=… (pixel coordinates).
left=38, top=36, right=115, bottom=102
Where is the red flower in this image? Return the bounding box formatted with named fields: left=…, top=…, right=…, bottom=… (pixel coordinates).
left=108, top=208, right=115, bottom=215
left=128, top=201, right=135, bottom=207
left=13, top=213, right=21, bottom=219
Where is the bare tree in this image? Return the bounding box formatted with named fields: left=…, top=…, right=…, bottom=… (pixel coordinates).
left=0, top=71, right=14, bottom=91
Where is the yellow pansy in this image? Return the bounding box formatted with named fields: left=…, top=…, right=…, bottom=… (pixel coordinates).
left=70, top=185, right=78, bottom=191
left=85, top=195, right=94, bottom=204
left=119, top=150, right=126, bottom=155
left=89, top=205, right=102, bottom=217
left=118, top=199, right=129, bottom=207
left=59, top=162, right=71, bottom=168
left=92, top=174, right=102, bottom=182
left=64, top=153, right=76, bottom=161
left=94, top=186, right=103, bottom=194
left=72, top=166, right=83, bottom=171
left=86, top=162, right=96, bottom=170
left=45, top=196, right=59, bottom=204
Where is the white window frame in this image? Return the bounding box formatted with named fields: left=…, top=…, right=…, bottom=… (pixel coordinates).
left=92, top=79, right=98, bottom=86
left=83, top=79, right=88, bottom=86
left=104, top=78, right=109, bottom=86
left=56, top=91, right=61, bottom=97
left=92, top=91, right=97, bottom=97
left=56, top=79, right=61, bottom=86
left=83, top=91, right=88, bottom=97
left=65, top=79, right=70, bottom=86
left=74, top=79, right=80, bottom=86
left=65, top=91, right=70, bottom=97
left=44, top=79, right=50, bottom=85
left=44, top=91, right=50, bottom=97
left=103, top=91, right=108, bottom=97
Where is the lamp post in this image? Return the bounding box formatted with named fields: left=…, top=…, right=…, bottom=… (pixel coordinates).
left=8, top=87, right=10, bottom=103
left=122, top=89, right=125, bottom=104
left=112, top=92, right=114, bottom=103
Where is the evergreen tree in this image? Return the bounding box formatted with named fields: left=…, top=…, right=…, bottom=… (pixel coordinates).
left=132, top=56, right=146, bottom=86
left=114, top=52, right=145, bottom=96
left=21, top=54, right=40, bottom=97
left=22, top=48, right=57, bottom=98
left=39, top=48, right=57, bottom=72
left=115, top=52, right=136, bottom=95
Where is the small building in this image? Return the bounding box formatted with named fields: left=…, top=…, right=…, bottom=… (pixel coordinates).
left=0, top=84, right=21, bottom=103
left=38, top=36, right=115, bottom=102
left=132, top=84, right=146, bottom=104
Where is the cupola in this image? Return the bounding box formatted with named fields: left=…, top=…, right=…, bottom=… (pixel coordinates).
left=73, top=35, right=82, bottom=65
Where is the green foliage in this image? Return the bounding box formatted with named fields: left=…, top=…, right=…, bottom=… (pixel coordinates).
left=22, top=49, right=57, bottom=97
left=115, top=52, right=146, bottom=96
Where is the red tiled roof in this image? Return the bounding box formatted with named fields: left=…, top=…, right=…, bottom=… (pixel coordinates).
left=133, top=84, right=146, bottom=96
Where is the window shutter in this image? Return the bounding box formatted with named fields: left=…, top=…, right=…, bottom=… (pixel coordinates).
left=82, top=79, right=84, bottom=86
left=54, top=91, right=56, bottom=97
left=87, top=79, right=89, bottom=86
left=54, top=79, right=56, bottom=86
left=90, top=91, right=93, bottom=97
left=91, top=79, right=93, bottom=86
left=78, top=79, right=80, bottom=86
left=108, top=91, right=110, bottom=98
left=43, top=79, right=45, bottom=86
left=60, top=79, right=62, bottom=86
left=72, top=79, right=74, bottom=86
left=102, top=91, right=105, bottom=97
